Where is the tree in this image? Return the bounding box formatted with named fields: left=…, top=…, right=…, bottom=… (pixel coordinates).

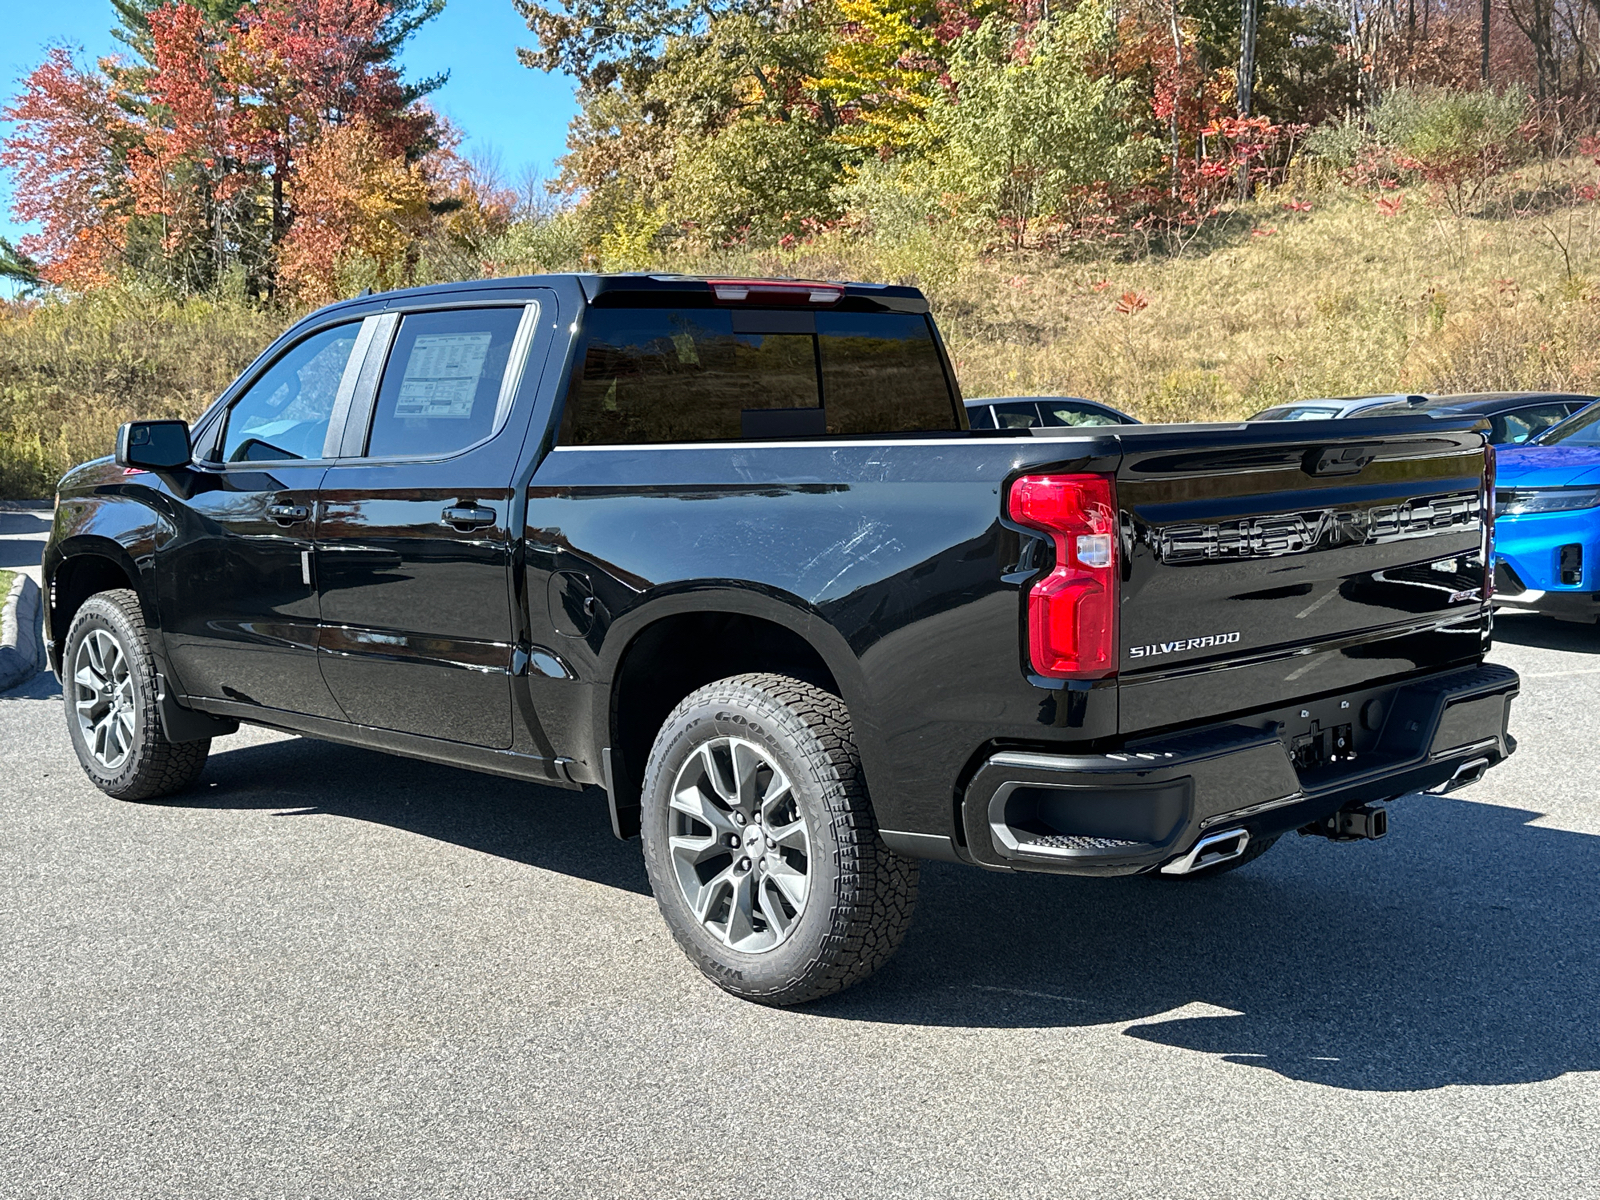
left=0, top=48, right=131, bottom=289
left=913, top=6, right=1148, bottom=247
left=126, top=2, right=251, bottom=289
left=276, top=115, right=431, bottom=304
left=2, top=0, right=451, bottom=296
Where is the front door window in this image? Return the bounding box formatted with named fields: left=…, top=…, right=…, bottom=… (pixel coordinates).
left=219, top=324, right=362, bottom=463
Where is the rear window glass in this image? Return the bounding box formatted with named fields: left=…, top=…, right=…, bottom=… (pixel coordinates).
left=991, top=402, right=1042, bottom=429
left=366, top=307, right=526, bottom=458
left=814, top=312, right=957, bottom=436
left=558, top=308, right=958, bottom=445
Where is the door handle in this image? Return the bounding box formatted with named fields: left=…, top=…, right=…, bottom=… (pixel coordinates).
left=269, top=504, right=309, bottom=525
left=442, top=504, right=497, bottom=530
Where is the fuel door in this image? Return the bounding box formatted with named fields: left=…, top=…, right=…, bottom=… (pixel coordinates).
left=547, top=570, right=597, bottom=637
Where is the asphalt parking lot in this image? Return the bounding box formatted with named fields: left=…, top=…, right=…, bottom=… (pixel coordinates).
left=3, top=538, right=1597, bottom=1195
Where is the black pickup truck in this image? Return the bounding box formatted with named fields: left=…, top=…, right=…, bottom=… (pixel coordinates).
left=44, top=274, right=1519, bottom=1004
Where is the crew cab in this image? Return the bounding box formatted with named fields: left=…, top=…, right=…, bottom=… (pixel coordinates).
left=44, top=274, right=1519, bottom=1004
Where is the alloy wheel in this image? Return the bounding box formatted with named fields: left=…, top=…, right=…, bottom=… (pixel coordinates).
left=667, top=736, right=812, bottom=953
left=73, top=629, right=136, bottom=771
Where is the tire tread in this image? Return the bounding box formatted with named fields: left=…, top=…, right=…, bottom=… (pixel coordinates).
left=64, top=589, right=209, bottom=802
left=642, top=672, right=918, bottom=1005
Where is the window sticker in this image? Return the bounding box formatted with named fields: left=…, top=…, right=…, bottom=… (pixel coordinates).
left=394, top=332, right=493, bottom=419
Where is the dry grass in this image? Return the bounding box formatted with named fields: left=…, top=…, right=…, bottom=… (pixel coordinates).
left=0, top=288, right=288, bottom=498
left=7, top=178, right=1600, bottom=496
left=706, top=179, right=1600, bottom=420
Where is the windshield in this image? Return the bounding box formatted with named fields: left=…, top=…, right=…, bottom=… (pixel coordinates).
left=1537, top=403, right=1600, bottom=447
left=1040, top=401, right=1125, bottom=427
left=1256, top=405, right=1341, bottom=421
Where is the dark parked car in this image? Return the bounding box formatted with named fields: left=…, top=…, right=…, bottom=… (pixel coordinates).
left=965, top=395, right=1138, bottom=429
left=1250, top=395, right=1423, bottom=421
left=1355, top=392, right=1594, bottom=446
left=45, top=274, right=1518, bottom=1004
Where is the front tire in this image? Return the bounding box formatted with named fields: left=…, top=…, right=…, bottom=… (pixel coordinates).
left=640, top=673, right=918, bottom=1005
left=62, top=589, right=209, bottom=802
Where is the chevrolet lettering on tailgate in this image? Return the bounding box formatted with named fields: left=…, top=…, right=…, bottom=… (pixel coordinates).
left=1154, top=492, right=1479, bottom=563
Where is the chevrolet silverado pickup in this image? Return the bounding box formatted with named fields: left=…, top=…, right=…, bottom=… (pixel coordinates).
left=44, top=274, right=1519, bottom=1004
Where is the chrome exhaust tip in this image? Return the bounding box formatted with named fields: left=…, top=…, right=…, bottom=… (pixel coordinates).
left=1159, top=828, right=1250, bottom=876
left=1430, top=755, right=1491, bottom=795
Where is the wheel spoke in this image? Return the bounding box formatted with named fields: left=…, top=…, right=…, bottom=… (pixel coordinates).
left=690, top=866, right=734, bottom=925
left=74, top=664, right=104, bottom=697
left=670, top=781, right=738, bottom=837
left=768, top=818, right=807, bottom=852
left=757, top=879, right=796, bottom=938
left=699, top=743, right=737, bottom=804
left=767, top=860, right=808, bottom=911
left=85, top=633, right=106, bottom=678
left=668, top=831, right=721, bottom=866
left=105, top=640, right=125, bottom=686
left=758, top=774, right=793, bottom=821
left=724, top=869, right=758, bottom=947
left=732, top=740, right=767, bottom=811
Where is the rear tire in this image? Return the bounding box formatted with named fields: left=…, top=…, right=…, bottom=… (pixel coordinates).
left=640, top=673, right=918, bottom=1005
left=62, top=589, right=209, bottom=802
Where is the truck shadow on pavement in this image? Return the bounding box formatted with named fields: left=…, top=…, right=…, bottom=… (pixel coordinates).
left=194, top=735, right=651, bottom=895
left=186, top=734, right=1596, bottom=1094
left=1491, top=612, right=1600, bottom=653
left=825, top=794, right=1600, bottom=1093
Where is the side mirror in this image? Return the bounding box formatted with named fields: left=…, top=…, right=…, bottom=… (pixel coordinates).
left=116, top=420, right=191, bottom=471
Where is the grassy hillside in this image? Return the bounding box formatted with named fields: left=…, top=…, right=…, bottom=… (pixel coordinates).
left=0, top=288, right=286, bottom=498
left=704, top=183, right=1600, bottom=422
left=4, top=181, right=1600, bottom=497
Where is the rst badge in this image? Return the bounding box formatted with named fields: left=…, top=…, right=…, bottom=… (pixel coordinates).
left=1128, top=631, right=1242, bottom=659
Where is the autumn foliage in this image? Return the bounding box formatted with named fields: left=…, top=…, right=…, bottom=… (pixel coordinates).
left=1, top=0, right=493, bottom=299
left=0, top=48, right=130, bottom=290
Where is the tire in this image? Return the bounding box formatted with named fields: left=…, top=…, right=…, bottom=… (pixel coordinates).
left=61, top=589, right=210, bottom=802
left=640, top=673, right=919, bottom=1006
left=1156, top=833, right=1280, bottom=880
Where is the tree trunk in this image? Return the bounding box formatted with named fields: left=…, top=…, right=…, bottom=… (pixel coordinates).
left=1238, top=0, right=1259, bottom=200
left=1482, top=0, right=1491, bottom=84
left=1170, top=0, right=1183, bottom=197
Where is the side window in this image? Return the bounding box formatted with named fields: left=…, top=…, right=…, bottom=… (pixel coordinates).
left=219, top=324, right=361, bottom=463
left=1498, top=404, right=1574, bottom=445
left=1040, top=401, right=1120, bottom=427
left=991, top=401, right=1043, bottom=429
left=966, top=404, right=996, bottom=429
left=558, top=307, right=960, bottom=445
left=815, top=312, right=958, bottom=435
left=364, top=307, right=528, bottom=458
left=560, top=309, right=819, bottom=445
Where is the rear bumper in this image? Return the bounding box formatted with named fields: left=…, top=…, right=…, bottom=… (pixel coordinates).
left=956, top=662, right=1519, bottom=876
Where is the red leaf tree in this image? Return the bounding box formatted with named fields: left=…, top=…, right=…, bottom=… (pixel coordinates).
left=0, top=48, right=132, bottom=289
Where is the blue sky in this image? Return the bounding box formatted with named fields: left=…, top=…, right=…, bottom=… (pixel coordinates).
left=0, top=0, right=579, bottom=254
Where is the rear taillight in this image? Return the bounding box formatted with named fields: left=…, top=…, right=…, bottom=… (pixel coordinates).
left=1008, top=474, right=1119, bottom=679
left=1484, top=443, right=1496, bottom=600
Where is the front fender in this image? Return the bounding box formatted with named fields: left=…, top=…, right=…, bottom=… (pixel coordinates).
left=44, top=485, right=169, bottom=674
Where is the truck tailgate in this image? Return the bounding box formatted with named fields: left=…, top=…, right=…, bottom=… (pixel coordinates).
left=1108, top=419, right=1490, bottom=735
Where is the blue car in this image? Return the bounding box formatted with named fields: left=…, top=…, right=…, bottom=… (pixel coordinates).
left=1494, top=401, right=1600, bottom=620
